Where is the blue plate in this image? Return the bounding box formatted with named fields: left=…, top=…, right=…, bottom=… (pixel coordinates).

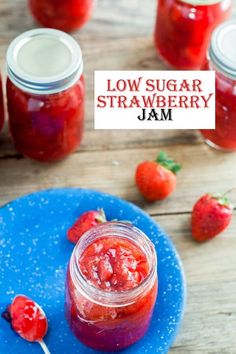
left=0, top=188, right=186, bottom=354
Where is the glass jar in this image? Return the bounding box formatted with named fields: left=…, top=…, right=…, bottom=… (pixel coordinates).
left=0, top=73, right=4, bottom=133
left=154, top=0, right=232, bottom=70
left=6, top=29, right=85, bottom=162
left=65, top=222, right=158, bottom=352
left=28, top=0, right=94, bottom=32
left=200, top=21, right=236, bottom=151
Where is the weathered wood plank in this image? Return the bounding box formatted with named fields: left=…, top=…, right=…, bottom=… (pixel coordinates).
left=0, top=144, right=236, bottom=215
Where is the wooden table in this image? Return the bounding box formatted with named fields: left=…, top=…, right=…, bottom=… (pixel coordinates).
left=0, top=1, right=236, bottom=353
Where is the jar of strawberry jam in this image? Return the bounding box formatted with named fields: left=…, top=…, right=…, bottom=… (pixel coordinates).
left=66, top=222, right=158, bottom=352
left=201, top=21, right=236, bottom=151
left=0, top=73, right=4, bottom=133
left=6, top=29, right=85, bottom=162
left=28, top=0, right=94, bottom=32
left=154, top=0, right=232, bottom=70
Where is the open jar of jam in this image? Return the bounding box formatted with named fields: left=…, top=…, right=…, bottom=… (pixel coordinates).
left=154, top=0, right=232, bottom=70
left=6, top=29, right=85, bottom=162
left=28, top=0, right=94, bottom=32
left=66, top=222, right=158, bottom=352
left=0, top=73, right=4, bottom=133
left=200, top=21, right=236, bottom=151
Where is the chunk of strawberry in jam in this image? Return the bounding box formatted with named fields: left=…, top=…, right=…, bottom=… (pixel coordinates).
left=2, top=295, right=48, bottom=342
left=79, top=237, right=149, bottom=291
left=97, top=254, right=113, bottom=282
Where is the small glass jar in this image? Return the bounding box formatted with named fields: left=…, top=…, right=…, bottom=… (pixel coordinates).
left=6, top=29, right=85, bottom=162
left=65, top=222, right=158, bottom=352
left=28, top=0, right=94, bottom=32
left=154, top=0, right=232, bottom=70
left=0, top=73, right=4, bottom=133
left=200, top=21, right=236, bottom=151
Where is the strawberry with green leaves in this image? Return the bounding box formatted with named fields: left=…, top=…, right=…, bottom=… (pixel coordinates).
left=191, top=194, right=233, bottom=242
left=135, top=151, right=182, bottom=201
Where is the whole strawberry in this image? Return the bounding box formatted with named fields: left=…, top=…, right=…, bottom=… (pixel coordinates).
left=67, top=209, right=106, bottom=244
left=135, top=151, right=181, bottom=201
left=191, top=194, right=233, bottom=242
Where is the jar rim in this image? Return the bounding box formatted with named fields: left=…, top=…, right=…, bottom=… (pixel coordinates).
left=70, top=222, right=157, bottom=307
left=209, top=20, right=236, bottom=80
left=179, top=0, right=224, bottom=5
left=6, top=28, right=83, bottom=95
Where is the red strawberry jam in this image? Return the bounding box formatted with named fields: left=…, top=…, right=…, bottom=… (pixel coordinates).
left=0, top=74, right=4, bottom=133
left=79, top=237, right=149, bottom=291
left=6, top=29, right=85, bottom=162
left=7, top=77, right=85, bottom=162
left=154, top=0, right=231, bottom=70
left=200, top=21, right=236, bottom=150
left=28, top=0, right=94, bottom=32
left=2, top=295, right=48, bottom=342
left=200, top=71, right=236, bottom=150
left=65, top=222, right=158, bottom=352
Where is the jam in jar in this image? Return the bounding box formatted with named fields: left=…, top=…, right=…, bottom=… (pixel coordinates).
left=201, top=21, right=236, bottom=151
left=6, top=29, right=85, bottom=162
left=154, top=0, right=232, bottom=70
left=0, top=73, right=4, bottom=133
left=66, top=222, right=158, bottom=352
left=28, top=0, right=94, bottom=32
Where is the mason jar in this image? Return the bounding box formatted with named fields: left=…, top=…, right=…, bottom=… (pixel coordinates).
left=65, top=222, right=158, bottom=352
left=201, top=21, right=236, bottom=151
left=6, top=28, right=85, bottom=162
left=28, top=0, right=94, bottom=32
left=154, top=0, right=232, bottom=70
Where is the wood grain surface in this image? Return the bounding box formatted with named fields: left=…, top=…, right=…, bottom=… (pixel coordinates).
left=0, top=1, right=236, bottom=353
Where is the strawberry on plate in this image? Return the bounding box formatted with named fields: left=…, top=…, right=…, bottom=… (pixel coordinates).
left=67, top=209, right=106, bottom=244
left=191, top=193, right=233, bottom=242
left=135, top=151, right=182, bottom=202
left=2, top=295, right=50, bottom=353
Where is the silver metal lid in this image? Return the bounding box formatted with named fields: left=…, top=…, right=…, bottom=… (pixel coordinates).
left=7, top=28, right=83, bottom=94
left=209, top=20, right=236, bottom=80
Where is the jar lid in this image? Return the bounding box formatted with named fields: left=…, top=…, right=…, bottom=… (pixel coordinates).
left=7, top=28, right=83, bottom=94
left=209, top=21, right=236, bottom=80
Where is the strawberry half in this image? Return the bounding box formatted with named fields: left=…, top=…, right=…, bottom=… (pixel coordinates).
left=67, top=209, right=107, bottom=244
left=191, top=194, right=233, bottom=242
left=2, top=295, right=48, bottom=343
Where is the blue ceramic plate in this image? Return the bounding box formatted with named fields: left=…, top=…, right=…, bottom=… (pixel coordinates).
left=0, top=188, right=186, bottom=354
